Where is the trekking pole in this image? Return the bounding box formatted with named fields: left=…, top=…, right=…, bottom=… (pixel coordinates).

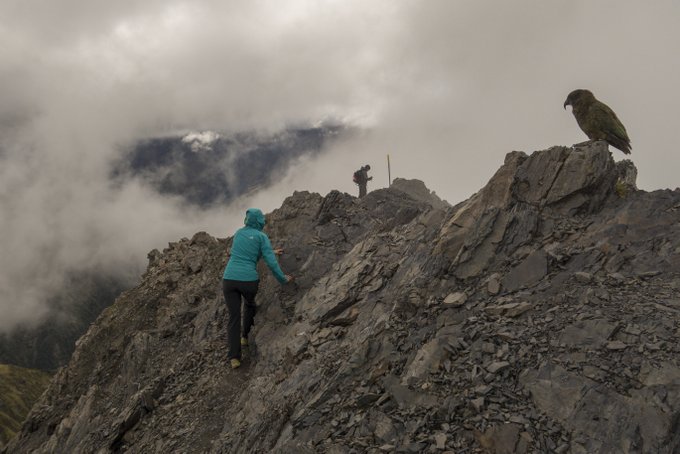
left=387, top=154, right=391, bottom=186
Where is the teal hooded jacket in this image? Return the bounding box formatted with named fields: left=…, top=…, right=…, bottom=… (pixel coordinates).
left=223, top=208, right=288, bottom=284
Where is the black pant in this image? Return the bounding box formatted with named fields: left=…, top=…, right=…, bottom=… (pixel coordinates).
left=222, top=279, right=259, bottom=360
left=358, top=183, right=367, bottom=198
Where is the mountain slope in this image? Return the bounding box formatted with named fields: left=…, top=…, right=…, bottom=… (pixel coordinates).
left=7, top=142, right=680, bottom=453
left=0, top=275, right=127, bottom=371
left=0, top=365, right=51, bottom=447
left=0, top=125, right=344, bottom=373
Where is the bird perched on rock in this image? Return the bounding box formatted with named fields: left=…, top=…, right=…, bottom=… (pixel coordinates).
left=564, top=89, right=631, bottom=154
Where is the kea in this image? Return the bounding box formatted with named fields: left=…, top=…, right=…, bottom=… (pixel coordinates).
left=563, top=89, right=631, bottom=154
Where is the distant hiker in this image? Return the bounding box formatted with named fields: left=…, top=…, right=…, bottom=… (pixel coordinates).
left=353, top=164, right=372, bottom=198
left=222, top=208, right=293, bottom=369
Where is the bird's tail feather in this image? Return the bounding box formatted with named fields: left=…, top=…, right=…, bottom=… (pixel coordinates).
left=607, top=134, right=632, bottom=154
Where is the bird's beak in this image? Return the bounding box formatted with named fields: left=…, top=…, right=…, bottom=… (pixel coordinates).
left=563, top=99, right=570, bottom=110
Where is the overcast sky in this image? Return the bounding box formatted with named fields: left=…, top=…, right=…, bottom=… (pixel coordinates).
left=1, top=0, right=679, bottom=331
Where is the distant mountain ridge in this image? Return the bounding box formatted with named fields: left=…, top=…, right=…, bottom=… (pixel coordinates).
left=113, top=124, right=345, bottom=207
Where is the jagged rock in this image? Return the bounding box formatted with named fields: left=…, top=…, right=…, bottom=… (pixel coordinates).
left=513, top=143, right=617, bottom=214
left=390, top=178, right=449, bottom=210
left=487, top=273, right=501, bottom=295
left=475, top=423, right=523, bottom=454
left=434, top=432, right=447, bottom=449
left=605, top=340, right=628, bottom=350
left=573, top=271, right=593, bottom=283
left=147, top=249, right=162, bottom=267
left=403, top=325, right=463, bottom=382
left=559, top=319, right=617, bottom=348
left=616, top=159, right=638, bottom=197
left=487, top=361, right=511, bottom=374
left=502, top=250, right=548, bottom=292
left=521, top=361, right=680, bottom=453
left=484, top=302, right=532, bottom=318
left=371, top=410, right=398, bottom=443
left=7, top=145, right=680, bottom=454
left=383, top=375, right=438, bottom=409
left=442, top=292, right=467, bottom=308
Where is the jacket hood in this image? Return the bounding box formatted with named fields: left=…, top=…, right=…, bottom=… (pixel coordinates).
left=244, top=208, right=266, bottom=230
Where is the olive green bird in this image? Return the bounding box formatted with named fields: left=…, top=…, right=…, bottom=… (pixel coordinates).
left=563, top=89, right=632, bottom=154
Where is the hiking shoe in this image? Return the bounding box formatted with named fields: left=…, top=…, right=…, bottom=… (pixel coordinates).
left=230, top=359, right=241, bottom=369
left=240, top=337, right=249, bottom=347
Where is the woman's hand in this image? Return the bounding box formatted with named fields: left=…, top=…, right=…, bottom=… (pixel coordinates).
left=274, top=248, right=284, bottom=256
left=285, top=274, right=295, bottom=283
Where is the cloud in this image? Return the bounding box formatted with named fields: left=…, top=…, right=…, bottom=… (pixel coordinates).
left=1, top=0, right=680, bottom=331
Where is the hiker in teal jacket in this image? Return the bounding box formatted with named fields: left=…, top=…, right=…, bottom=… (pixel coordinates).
left=223, top=208, right=292, bottom=369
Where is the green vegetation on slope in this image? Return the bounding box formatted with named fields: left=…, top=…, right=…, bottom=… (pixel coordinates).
left=0, top=364, right=52, bottom=445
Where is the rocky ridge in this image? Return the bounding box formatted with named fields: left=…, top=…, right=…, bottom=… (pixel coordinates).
left=6, top=142, right=680, bottom=453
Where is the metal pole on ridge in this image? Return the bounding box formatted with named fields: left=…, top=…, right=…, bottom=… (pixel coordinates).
left=387, top=154, right=391, bottom=187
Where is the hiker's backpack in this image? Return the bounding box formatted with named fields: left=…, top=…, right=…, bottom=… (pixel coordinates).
left=352, top=169, right=361, bottom=184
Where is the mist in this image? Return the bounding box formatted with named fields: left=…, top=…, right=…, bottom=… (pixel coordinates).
left=1, top=0, right=679, bottom=331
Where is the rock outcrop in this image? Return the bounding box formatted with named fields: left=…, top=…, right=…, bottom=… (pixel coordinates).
left=6, top=142, right=680, bottom=453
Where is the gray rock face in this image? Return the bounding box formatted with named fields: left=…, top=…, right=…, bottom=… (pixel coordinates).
left=390, top=178, right=450, bottom=210
left=7, top=143, right=680, bottom=453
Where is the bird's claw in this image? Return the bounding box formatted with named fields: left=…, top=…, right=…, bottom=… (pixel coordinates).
left=571, top=140, right=594, bottom=148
